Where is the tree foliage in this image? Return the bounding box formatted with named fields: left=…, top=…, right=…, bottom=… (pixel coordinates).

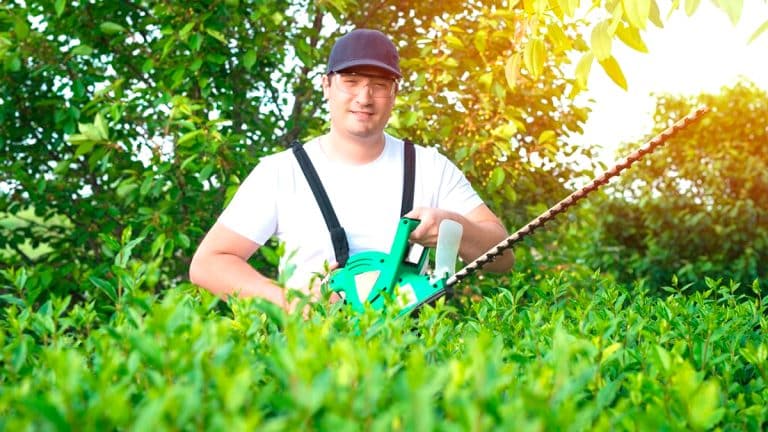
left=592, top=81, right=768, bottom=290
left=0, top=0, right=762, bottom=308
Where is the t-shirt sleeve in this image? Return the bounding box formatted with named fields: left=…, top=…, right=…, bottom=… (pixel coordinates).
left=217, top=156, right=279, bottom=245
left=431, top=148, right=484, bottom=215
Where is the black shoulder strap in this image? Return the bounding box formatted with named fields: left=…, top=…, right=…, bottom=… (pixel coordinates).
left=292, top=138, right=417, bottom=268
left=291, top=140, right=350, bottom=266
left=401, top=139, right=416, bottom=217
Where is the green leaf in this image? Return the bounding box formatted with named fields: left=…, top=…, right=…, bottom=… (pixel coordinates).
left=189, top=34, right=202, bottom=51
left=141, top=58, right=154, bottom=73
left=178, top=130, right=203, bottom=147
left=653, top=345, right=671, bottom=372
left=489, top=167, right=505, bottom=191
left=74, top=141, right=96, bottom=157
left=205, top=28, right=227, bottom=44
left=99, top=21, right=126, bottom=35
left=14, top=17, right=30, bottom=40
left=6, top=55, right=22, bottom=72
left=243, top=49, right=257, bottom=70
left=22, top=397, right=71, bottom=432
left=623, top=0, right=651, bottom=30
left=116, top=181, right=137, bottom=198
left=260, top=246, right=279, bottom=266
left=71, top=44, right=94, bottom=56
left=90, top=276, right=117, bottom=302
left=598, top=55, right=627, bottom=90
left=55, top=0, right=66, bottom=17
left=748, top=19, right=768, bottom=44
left=179, top=22, right=195, bottom=39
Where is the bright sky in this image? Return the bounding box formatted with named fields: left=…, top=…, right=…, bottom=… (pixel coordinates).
left=574, top=0, right=768, bottom=163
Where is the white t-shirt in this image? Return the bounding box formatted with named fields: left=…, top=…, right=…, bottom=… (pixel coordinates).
left=218, top=133, right=483, bottom=291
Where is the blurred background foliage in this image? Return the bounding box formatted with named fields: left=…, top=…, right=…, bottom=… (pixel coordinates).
left=1, top=0, right=766, bottom=311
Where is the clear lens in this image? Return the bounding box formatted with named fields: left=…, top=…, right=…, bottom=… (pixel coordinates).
left=333, top=72, right=396, bottom=98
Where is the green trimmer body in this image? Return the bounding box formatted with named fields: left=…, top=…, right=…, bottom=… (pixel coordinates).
left=328, top=218, right=448, bottom=315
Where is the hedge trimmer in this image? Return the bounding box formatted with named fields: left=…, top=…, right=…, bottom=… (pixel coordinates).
left=327, top=106, right=709, bottom=316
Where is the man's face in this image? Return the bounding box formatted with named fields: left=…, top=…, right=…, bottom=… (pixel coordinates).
left=322, top=65, right=398, bottom=141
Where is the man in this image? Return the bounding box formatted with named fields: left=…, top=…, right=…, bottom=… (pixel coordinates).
left=189, top=29, right=514, bottom=312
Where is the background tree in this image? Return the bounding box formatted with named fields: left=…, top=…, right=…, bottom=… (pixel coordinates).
left=1, top=0, right=762, bottom=309
left=589, top=81, right=768, bottom=291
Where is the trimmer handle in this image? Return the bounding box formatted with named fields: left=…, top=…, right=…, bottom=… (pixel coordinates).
left=327, top=217, right=428, bottom=312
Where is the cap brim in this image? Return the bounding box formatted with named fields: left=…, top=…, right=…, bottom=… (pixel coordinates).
left=328, top=59, right=402, bottom=78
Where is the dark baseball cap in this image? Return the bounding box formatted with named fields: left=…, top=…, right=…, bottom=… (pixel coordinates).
left=326, top=29, right=401, bottom=78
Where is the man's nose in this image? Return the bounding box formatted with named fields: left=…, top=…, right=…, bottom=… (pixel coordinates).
left=354, top=84, right=374, bottom=102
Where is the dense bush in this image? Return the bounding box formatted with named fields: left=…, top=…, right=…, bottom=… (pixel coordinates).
left=2, top=266, right=766, bottom=430
left=588, top=82, right=768, bottom=292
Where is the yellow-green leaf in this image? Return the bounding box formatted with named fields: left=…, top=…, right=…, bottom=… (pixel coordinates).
left=599, top=55, right=627, bottom=90
left=523, top=38, right=545, bottom=78
left=546, top=23, right=572, bottom=53
left=590, top=21, right=613, bottom=61
left=179, top=22, right=195, bottom=39
left=473, top=30, right=488, bottom=54
left=649, top=0, right=664, bottom=27
left=178, top=130, right=203, bottom=147
left=557, top=0, right=579, bottom=17
left=685, top=0, right=701, bottom=16
left=623, top=0, right=651, bottom=30
left=748, top=19, right=768, bottom=44
left=601, top=342, right=622, bottom=364
left=616, top=23, right=649, bottom=53
left=78, top=123, right=102, bottom=142
left=445, top=34, right=464, bottom=49
left=688, top=381, right=725, bottom=430
left=504, top=53, right=522, bottom=91
left=478, top=71, right=494, bottom=91
left=538, top=130, right=556, bottom=144
left=94, top=113, right=109, bottom=140
left=715, top=0, right=742, bottom=25
left=575, top=52, right=594, bottom=90
left=205, top=28, right=227, bottom=44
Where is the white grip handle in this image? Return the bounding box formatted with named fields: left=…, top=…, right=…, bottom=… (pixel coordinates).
left=434, top=219, right=463, bottom=280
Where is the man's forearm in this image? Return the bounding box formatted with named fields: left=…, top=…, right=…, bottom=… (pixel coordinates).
left=189, top=253, right=286, bottom=307
left=457, top=218, right=515, bottom=273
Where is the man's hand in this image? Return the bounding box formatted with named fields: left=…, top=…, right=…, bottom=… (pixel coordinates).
left=404, top=205, right=515, bottom=273
left=403, top=207, right=458, bottom=247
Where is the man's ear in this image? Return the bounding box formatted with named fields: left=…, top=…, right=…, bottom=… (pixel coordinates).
left=321, top=75, right=330, bottom=99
